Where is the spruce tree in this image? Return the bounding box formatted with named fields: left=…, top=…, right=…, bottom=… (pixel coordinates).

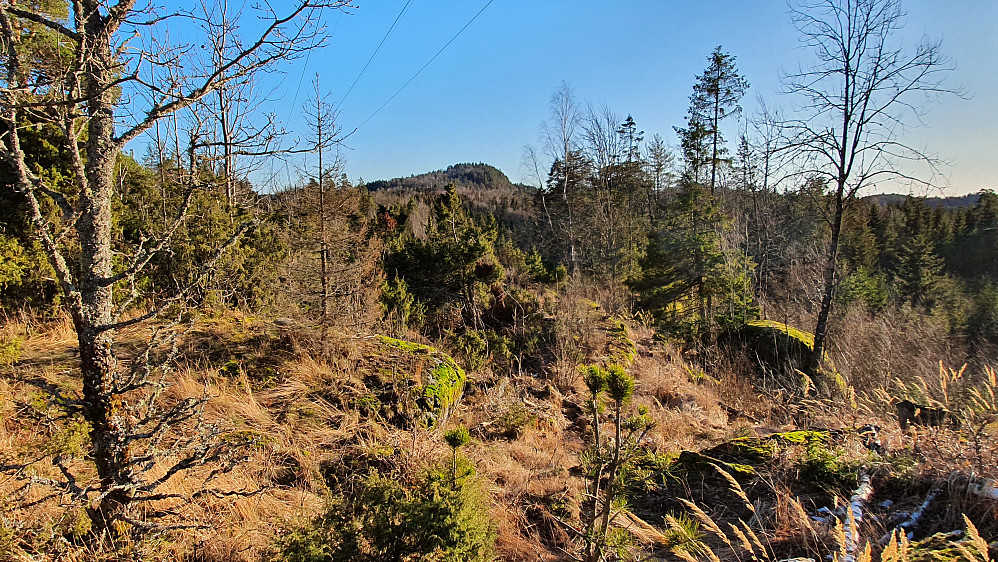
left=684, top=46, right=749, bottom=194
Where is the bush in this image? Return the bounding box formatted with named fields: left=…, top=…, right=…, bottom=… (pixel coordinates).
left=279, top=463, right=495, bottom=562
left=967, top=283, right=998, bottom=348
left=0, top=232, right=27, bottom=291
left=0, top=336, right=21, bottom=366
left=452, top=329, right=514, bottom=373
left=495, top=402, right=534, bottom=439
left=381, top=276, right=425, bottom=332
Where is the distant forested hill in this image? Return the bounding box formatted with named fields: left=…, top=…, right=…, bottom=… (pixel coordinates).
left=366, top=163, right=527, bottom=193
left=365, top=163, right=538, bottom=232
left=864, top=192, right=983, bottom=209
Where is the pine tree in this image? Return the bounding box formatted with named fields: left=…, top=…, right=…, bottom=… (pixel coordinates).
left=684, top=46, right=749, bottom=194
left=632, top=178, right=756, bottom=339
left=895, top=231, right=945, bottom=309
left=383, top=185, right=504, bottom=333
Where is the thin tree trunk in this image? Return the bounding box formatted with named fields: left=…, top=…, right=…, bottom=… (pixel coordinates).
left=155, top=121, right=168, bottom=228
left=563, top=159, right=578, bottom=273
left=710, top=91, right=720, bottom=194
left=810, top=183, right=845, bottom=373
left=318, top=105, right=329, bottom=356
left=584, top=393, right=603, bottom=562
left=593, top=402, right=623, bottom=562
left=219, top=88, right=233, bottom=207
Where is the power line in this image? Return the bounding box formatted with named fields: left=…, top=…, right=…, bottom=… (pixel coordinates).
left=289, top=7, right=348, bottom=113
left=282, top=9, right=345, bottom=190
left=348, top=0, right=496, bottom=136
left=337, top=0, right=412, bottom=109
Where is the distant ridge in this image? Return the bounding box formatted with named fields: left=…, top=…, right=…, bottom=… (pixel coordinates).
left=365, top=163, right=530, bottom=193
left=364, top=162, right=537, bottom=227
left=863, top=192, right=983, bottom=209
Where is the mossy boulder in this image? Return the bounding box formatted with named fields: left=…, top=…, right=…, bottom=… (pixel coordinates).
left=742, top=319, right=816, bottom=368
left=376, top=336, right=466, bottom=428
left=909, top=531, right=997, bottom=562
left=705, top=436, right=778, bottom=465
left=670, top=431, right=834, bottom=479
left=644, top=430, right=848, bottom=528
left=672, top=450, right=756, bottom=477
left=724, top=320, right=839, bottom=386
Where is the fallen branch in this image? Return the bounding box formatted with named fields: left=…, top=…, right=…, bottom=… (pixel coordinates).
left=879, top=487, right=941, bottom=545
left=842, top=471, right=874, bottom=562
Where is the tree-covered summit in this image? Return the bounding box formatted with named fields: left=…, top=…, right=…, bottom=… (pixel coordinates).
left=366, top=163, right=528, bottom=193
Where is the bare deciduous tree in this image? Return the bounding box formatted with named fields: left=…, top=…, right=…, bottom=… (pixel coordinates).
left=780, top=0, right=954, bottom=372
left=0, top=0, right=351, bottom=533
left=543, top=82, right=582, bottom=272
left=643, top=132, right=674, bottom=217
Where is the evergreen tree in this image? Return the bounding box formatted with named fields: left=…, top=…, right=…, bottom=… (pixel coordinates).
left=839, top=201, right=880, bottom=271
left=895, top=231, right=945, bottom=309
left=617, top=115, right=644, bottom=163
left=643, top=133, right=675, bottom=218
left=542, top=150, right=592, bottom=271
left=947, top=190, right=998, bottom=280
left=632, top=178, right=756, bottom=339
left=383, top=185, right=504, bottom=333
left=674, top=116, right=711, bottom=186
left=685, top=46, right=749, bottom=194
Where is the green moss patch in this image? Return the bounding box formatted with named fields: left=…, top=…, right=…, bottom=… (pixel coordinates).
left=668, top=431, right=836, bottom=482
left=377, top=336, right=466, bottom=427
left=672, top=450, right=756, bottom=476
left=742, top=320, right=816, bottom=366
left=723, top=320, right=839, bottom=385
left=909, top=531, right=992, bottom=562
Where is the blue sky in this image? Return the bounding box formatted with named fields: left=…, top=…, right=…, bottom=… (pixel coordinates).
left=223, top=1, right=997, bottom=195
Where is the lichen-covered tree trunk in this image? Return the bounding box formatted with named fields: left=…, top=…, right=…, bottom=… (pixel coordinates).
left=77, top=4, right=136, bottom=528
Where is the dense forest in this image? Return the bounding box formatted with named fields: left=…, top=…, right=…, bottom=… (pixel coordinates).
left=1, top=0, right=996, bottom=561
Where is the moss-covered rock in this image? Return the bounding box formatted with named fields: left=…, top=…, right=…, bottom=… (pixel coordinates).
left=909, top=531, right=996, bottom=562
left=742, top=320, right=816, bottom=368
left=671, top=450, right=756, bottom=477
left=669, top=431, right=835, bottom=479
left=705, top=436, right=778, bottom=465
left=376, top=335, right=466, bottom=427
left=725, top=320, right=839, bottom=386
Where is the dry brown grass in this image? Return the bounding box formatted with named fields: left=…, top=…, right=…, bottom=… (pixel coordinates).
left=829, top=305, right=982, bottom=397
left=8, top=297, right=991, bottom=562
left=0, top=313, right=372, bottom=561
left=2, top=306, right=615, bottom=560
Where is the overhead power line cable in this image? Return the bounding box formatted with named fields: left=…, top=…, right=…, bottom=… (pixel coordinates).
left=347, top=0, right=496, bottom=136
left=281, top=9, right=345, bottom=190
left=337, top=0, right=413, bottom=109
left=291, top=9, right=344, bottom=117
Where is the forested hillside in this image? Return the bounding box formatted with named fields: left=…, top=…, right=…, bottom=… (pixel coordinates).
left=1, top=1, right=996, bottom=561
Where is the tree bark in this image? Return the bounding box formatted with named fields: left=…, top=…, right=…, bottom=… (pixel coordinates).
left=77, top=3, right=136, bottom=527
left=810, top=182, right=845, bottom=374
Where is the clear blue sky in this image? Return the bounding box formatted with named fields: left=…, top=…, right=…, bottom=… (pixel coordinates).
left=248, top=1, right=996, bottom=195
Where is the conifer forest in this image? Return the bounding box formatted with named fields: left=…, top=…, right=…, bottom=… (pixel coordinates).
left=1, top=1, right=996, bottom=561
